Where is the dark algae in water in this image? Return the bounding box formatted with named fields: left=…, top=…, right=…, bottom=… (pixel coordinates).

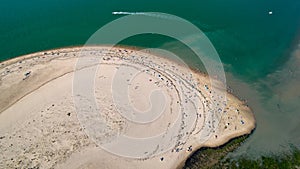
left=183, top=135, right=300, bottom=169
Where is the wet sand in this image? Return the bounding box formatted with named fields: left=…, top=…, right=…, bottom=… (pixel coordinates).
left=0, top=46, right=255, bottom=169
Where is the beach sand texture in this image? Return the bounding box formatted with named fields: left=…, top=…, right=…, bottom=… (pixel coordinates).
left=0, top=46, right=255, bottom=169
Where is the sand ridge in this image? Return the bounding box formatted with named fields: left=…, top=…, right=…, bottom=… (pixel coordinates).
left=0, top=46, right=255, bottom=169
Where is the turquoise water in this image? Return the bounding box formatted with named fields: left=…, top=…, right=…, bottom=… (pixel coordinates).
left=1, top=0, right=300, bottom=156
left=1, top=0, right=299, bottom=79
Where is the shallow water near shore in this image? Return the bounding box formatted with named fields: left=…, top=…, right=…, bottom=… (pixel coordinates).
left=226, top=47, right=300, bottom=157
left=0, top=0, right=300, bottom=158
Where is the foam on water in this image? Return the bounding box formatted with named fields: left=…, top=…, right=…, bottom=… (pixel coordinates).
left=112, top=12, right=179, bottom=21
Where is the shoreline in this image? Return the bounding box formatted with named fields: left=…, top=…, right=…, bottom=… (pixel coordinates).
left=0, top=46, right=255, bottom=169
left=177, top=122, right=256, bottom=169
left=0, top=45, right=211, bottom=114
left=0, top=44, right=213, bottom=81
left=182, top=133, right=252, bottom=169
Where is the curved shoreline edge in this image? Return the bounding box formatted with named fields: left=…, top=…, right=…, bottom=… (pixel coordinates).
left=0, top=45, right=209, bottom=114
left=182, top=132, right=252, bottom=169
left=0, top=46, right=256, bottom=169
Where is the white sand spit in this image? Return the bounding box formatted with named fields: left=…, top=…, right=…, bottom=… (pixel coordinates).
left=0, top=46, right=255, bottom=169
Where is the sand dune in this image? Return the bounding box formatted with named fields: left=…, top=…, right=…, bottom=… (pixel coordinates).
left=0, top=46, right=255, bottom=169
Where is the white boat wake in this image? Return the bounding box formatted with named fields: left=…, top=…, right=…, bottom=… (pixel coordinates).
left=112, top=11, right=179, bottom=21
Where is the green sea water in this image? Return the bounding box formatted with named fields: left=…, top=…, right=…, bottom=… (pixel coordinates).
left=0, top=0, right=299, bottom=78
left=1, top=0, right=300, bottom=157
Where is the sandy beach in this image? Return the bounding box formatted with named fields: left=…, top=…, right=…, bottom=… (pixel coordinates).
left=0, top=46, right=255, bottom=169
